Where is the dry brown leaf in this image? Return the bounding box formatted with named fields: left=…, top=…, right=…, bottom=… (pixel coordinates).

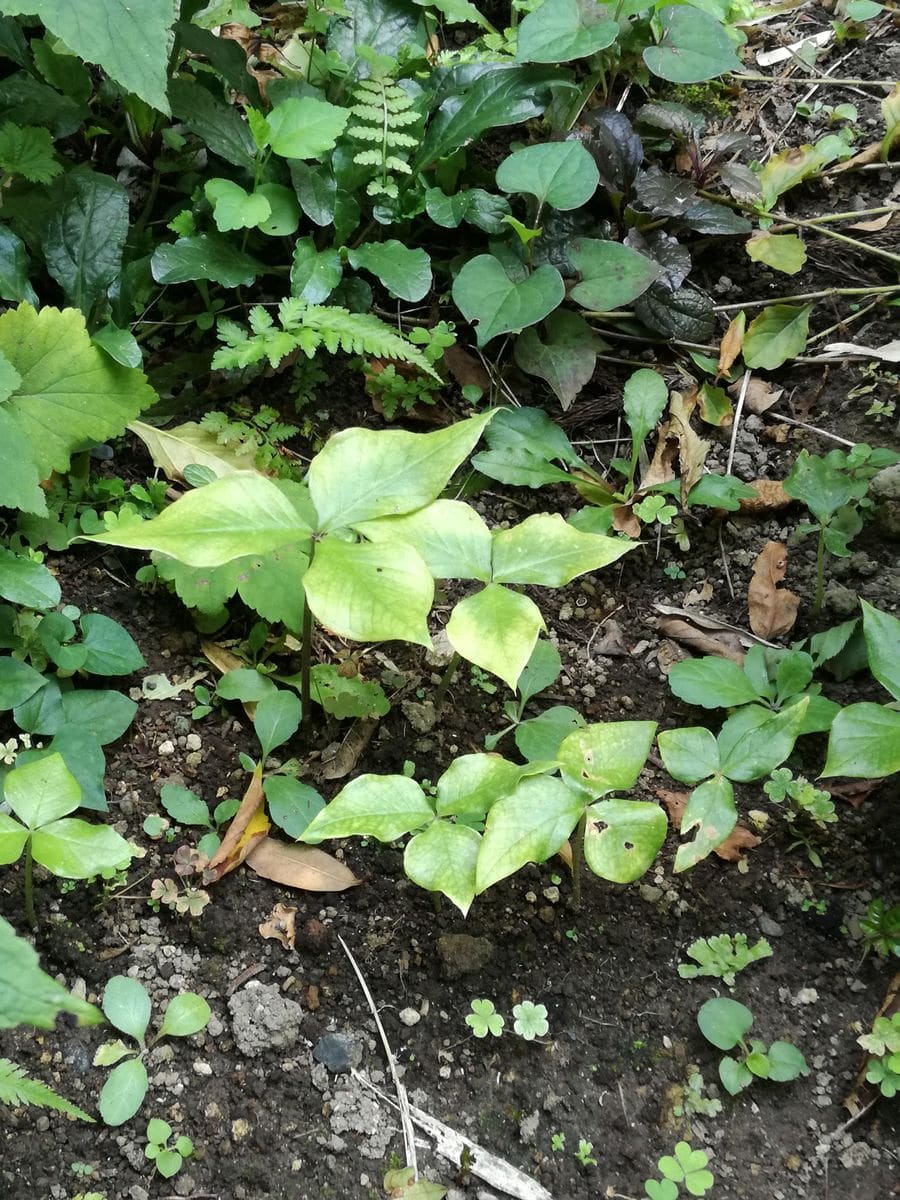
left=748, top=541, right=800, bottom=638
left=763, top=423, right=790, bottom=444
left=656, top=790, right=760, bottom=862
left=656, top=618, right=746, bottom=663
left=444, top=344, right=491, bottom=392
left=717, top=312, right=746, bottom=377
left=824, top=778, right=884, bottom=809
left=313, top=718, right=379, bottom=782
left=684, top=581, right=713, bottom=607
left=201, top=640, right=244, bottom=675
left=207, top=768, right=268, bottom=880
left=828, top=141, right=882, bottom=174
left=259, top=902, right=297, bottom=949
left=729, top=376, right=783, bottom=415
left=848, top=212, right=894, bottom=232
left=738, top=479, right=793, bottom=513
left=671, top=392, right=711, bottom=506
left=656, top=639, right=690, bottom=674
left=246, top=837, right=363, bottom=891
left=612, top=504, right=641, bottom=539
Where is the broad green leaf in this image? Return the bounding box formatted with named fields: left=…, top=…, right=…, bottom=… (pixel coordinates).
left=256, top=182, right=300, bottom=236
left=217, top=668, right=278, bottom=703
left=169, top=76, right=255, bottom=169
left=0, top=915, right=102, bottom=1028
left=643, top=6, right=742, bottom=83
left=59, top=690, right=137, bottom=745
left=307, top=664, right=389, bottom=720
left=348, top=241, right=432, bottom=303
left=446, top=584, right=544, bottom=691
left=291, top=237, right=342, bottom=304
left=41, top=173, right=128, bottom=311
left=623, top=368, right=668, bottom=456
left=0, top=657, right=45, bottom=710
left=757, top=135, right=854, bottom=211
left=784, top=450, right=860, bottom=523
left=674, top=775, right=736, bottom=871
left=667, top=658, right=760, bottom=710
left=79, top=614, right=144, bottom=676
left=266, top=97, right=349, bottom=158
left=821, top=703, right=900, bottom=779
left=253, top=690, right=301, bottom=760
left=128, top=419, right=259, bottom=481
left=742, top=305, right=812, bottom=370
left=160, top=993, right=211, bottom=1038
left=0, top=303, right=155, bottom=515
left=425, top=187, right=511, bottom=234
left=558, top=721, right=656, bottom=796
left=81, top=473, right=312, bottom=567
left=476, top=775, right=584, bottom=893
left=151, top=235, right=263, bottom=288
left=32, top=817, right=132, bottom=878
left=4, top=753, right=80, bottom=828
left=569, top=239, right=661, bottom=311
left=102, top=975, right=151, bottom=1042
left=93, top=322, right=142, bottom=369
left=13, top=677, right=63, bottom=734
left=435, top=753, right=522, bottom=819
left=160, top=784, right=210, bottom=827
left=584, top=798, right=667, bottom=882
left=307, top=412, right=493, bottom=532
left=516, top=0, right=618, bottom=63
left=302, top=774, right=433, bottom=843
left=0, top=814, right=27, bottom=864
left=98, top=1057, right=148, bottom=1126
left=414, top=65, right=565, bottom=171
left=0, top=120, right=60, bottom=183
left=658, top=726, right=720, bottom=783
left=263, top=776, right=324, bottom=838
left=718, top=701, right=808, bottom=781
left=452, top=255, right=564, bottom=347
left=404, top=820, right=480, bottom=915
left=326, top=0, right=426, bottom=80
left=0, top=0, right=177, bottom=113
left=697, top=997, right=753, bottom=1050
left=767, top=1041, right=807, bottom=1081
left=303, top=537, right=433, bottom=647
left=482, top=403, right=582, bottom=465
left=514, top=311, right=602, bottom=410
left=204, top=178, right=271, bottom=232
left=0, top=224, right=37, bottom=304
left=516, top=638, right=561, bottom=705
left=491, top=512, right=634, bottom=586
left=472, top=448, right=572, bottom=489
left=358, top=500, right=492, bottom=582
left=861, top=600, right=900, bottom=701
left=745, top=232, right=806, bottom=275
left=496, top=141, right=599, bottom=210
left=516, top=705, right=585, bottom=761
left=719, top=1056, right=753, bottom=1096
left=16, top=729, right=107, bottom=812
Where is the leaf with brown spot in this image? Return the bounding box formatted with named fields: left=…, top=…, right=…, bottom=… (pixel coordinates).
left=748, top=541, right=800, bottom=638
left=656, top=789, right=760, bottom=862
left=246, top=837, right=362, bottom=891
left=738, top=479, right=793, bottom=514
left=259, top=902, right=297, bottom=948
left=717, top=311, right=745, bottom=376
left=207, top=767, right=268, bottom=880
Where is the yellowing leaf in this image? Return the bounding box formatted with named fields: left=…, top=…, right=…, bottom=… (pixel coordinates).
left=745, top=232, right=807, bottom=276
left=129, top=420, right=259, bottom=482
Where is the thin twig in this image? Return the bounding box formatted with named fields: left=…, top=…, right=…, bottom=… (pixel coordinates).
left=820, top=1098, right=879, bottom=1147
left=714, top=284, right=900, bottom=312
left=718, top=523, right=735, bottom=601
left=765, top=411, right=856, bottom=447
left=773, top=212, right=900, bottom=267
left=726, top=370, right=751, bottom=477
left=338, top=935, right=418, bottom=1178
left=733, top=73, right=896, bottom=88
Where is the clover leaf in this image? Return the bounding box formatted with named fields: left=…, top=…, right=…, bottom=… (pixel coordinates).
left=512, top=1000, right=549, bottom=1041
left=658, top=1142, right=715, bottom=1196
left=465, top=998, right=505, bottom=1038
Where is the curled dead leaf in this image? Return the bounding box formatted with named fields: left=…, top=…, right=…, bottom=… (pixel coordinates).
left=207, top=767, right=268, bottom=880
left=657, top=789, right=760, bottom=862
left=313, top=718, right=379, bottom=782
left=848, top=212, right=894, bottom=233
left=655, top=618, right=746, bottom=664
left=259, top=902, right=297, bottom=949
left=748, top=541, right=800, bottom=638
left=443, top=344, right=491, bottom=393
left=728, top=376, right=783, bottom=415
left=717, top=312, right=745, bottom=377
left=612, top=504, right=641, bottom=539
left=246, top=837, right=363, bottom=892
left=738, top=479, right=793, bottom=513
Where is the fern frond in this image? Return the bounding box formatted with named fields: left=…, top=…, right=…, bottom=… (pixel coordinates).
left=0, top=1060, right=93, bottom=1122
left=383, top=132, right=417, bottom=149
left=350, top=103, right=385, bottom=122
left=367, top=179, right=399, bottom=200
left=347, top=126, right=384, bottom=143
left=384, top=157, right=413, bottom=174
left=345, top=75, right=420, bottom=207
left=353, top=149, right=384, bottom=166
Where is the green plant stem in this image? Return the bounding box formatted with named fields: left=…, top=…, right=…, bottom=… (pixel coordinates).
left=773, top=205, right=896, bottom=227
left=714, top=284, right=900, bottom=312
left=813, top=530, right=826, bottom=618
left=772, top=212, right=900, bottom=267
left=571, top=811, right=587, bottom=911
left=301, top=544, right=316, bottom=732
left=433, top=651, right=461, bottom=714
left=24, top=840, right=35, bottom=930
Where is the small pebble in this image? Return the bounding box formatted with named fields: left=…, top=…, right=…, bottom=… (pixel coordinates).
left=399, top=1007, right=421, bottom=1027
left=157, top=740, right=175, bottom=756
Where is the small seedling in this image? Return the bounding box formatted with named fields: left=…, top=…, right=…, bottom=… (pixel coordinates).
left=764, top=768, right=836, bottom=865
left=575, top=1138, right=597, bottom=1167
left=645, top=1141, right=714, bottom=1199
left=144, top=1117, right=194, bottom=1178
left=859, top=898, right=900, bottom=961
left=672, top=1071, right=722, bottom=1120
left=94, top=976, right=211, bottom=1125
left=144, top=783, right=240, bottom=859
left=697, top=998, right=807, bottom=1096
left=465, top=999, right=504, bottom=1038
left=512, top=1001, right=549, bottom=1041
left=70, top=1163, right=96, bottom=1179
left=858, top=1013, right=900, bottom=1098
left=383, top=1164, right=447, bottom=1199
left=551, top=1131, right=566, bottom=1152
left=678, top=933, right=773, bottom=987
left=0, top=753, right=132, bottom=928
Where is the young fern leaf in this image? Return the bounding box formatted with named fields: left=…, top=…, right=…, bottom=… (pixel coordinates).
left=0, top=1059, right=94, bottom=1122
left=212, top=301, right=440, bottom=378
left=347, top=78, right=420, bottom=201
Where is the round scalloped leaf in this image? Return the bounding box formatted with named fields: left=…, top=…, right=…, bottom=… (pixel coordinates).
left=516, top=0, right=618, bottom=63
left=496, top=141, right=599, bottom=210
left=452, top=255, right=564, bottom=347
left=643, top=6, right=742, bottom=84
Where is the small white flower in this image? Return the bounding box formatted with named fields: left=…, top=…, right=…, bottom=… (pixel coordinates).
left=1, top=738, right=18, bottom=765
